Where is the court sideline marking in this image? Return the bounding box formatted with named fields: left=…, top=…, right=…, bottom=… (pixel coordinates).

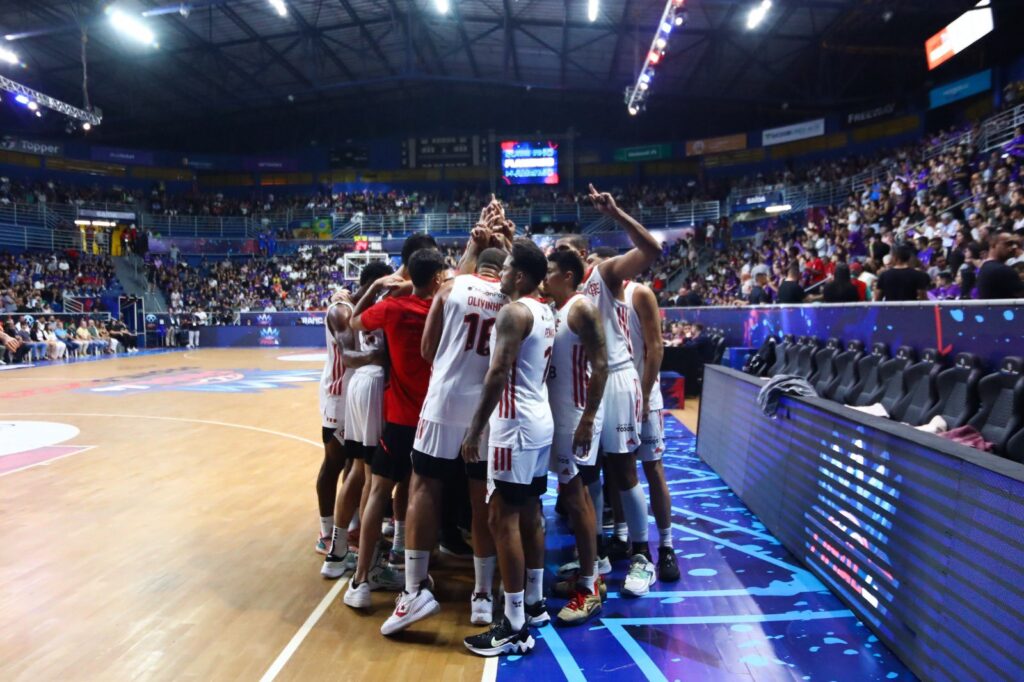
left=259, top=577, right=350, bottom=682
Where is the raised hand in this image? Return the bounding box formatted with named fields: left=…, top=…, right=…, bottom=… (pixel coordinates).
left=587, top=183, right=619, bottom=217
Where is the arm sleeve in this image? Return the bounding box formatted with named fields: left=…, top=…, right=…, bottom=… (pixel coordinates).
left=359, top=298, right=391, bottom=332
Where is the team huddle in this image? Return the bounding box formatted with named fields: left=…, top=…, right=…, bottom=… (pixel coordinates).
left=313, top=186, right=679, bottom=657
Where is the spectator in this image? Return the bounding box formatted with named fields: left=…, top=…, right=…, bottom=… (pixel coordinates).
left=977, top=232, right=1024, bottom=299
left=823, top=264, right=860, bottom=303
left=776, top=263, right=806, bottom=304
left=874, top=244, right=931, bottom=301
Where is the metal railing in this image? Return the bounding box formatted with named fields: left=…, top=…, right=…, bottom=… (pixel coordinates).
left=979, top=102, right=1024, bottom=153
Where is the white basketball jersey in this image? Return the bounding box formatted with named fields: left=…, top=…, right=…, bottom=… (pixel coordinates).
left=548, top=294, right=591, bottom=428
left=351, top=328, right=385, bottom=380
left=488, top=297, right=556, bottom=449
left=624, top=282, right=663, bottom=411
left=320, top=301, right=354, bottom=397
left=581, top=265, right=633, bottom=372
left=421, top=274, right=508, bottom=427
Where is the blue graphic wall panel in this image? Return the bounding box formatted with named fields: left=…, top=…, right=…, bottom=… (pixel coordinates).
left=697, top=366, right=1024, bottom=682
left=663, top=302, right=1023, bottom=370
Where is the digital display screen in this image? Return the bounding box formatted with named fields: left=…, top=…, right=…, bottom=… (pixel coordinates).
left=698, top=366, right=1024, bottom=682
left=500, top=140, right=559, bottom=185
left=925, top=0, right=993, bottom=70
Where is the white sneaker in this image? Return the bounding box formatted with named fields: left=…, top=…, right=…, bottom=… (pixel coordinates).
left=321, top=550, right=352, bottom=579
left=367, top=561, right=405, bottom=592
left=381, top=517, right=395, bottom=538
left=380, top=585, right=441, bottom=635
left=343, top=580, right=371, bottom=609
left=557, top=556, right=612, bottom=577
left=621, top=554, right=656, bottom=598
left=470, top=592, right=493, bottom=626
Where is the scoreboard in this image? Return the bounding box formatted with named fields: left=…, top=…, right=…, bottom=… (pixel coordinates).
left=402, top=135, right=488, bottom=169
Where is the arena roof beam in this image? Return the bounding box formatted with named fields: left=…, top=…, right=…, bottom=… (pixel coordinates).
left=216, top=3, right=314, bottom=89
left=336, top=0, right=397, bottom=77
left=451, top=3, right=482, bottom=78
left=501, top=0, right=521, bottom=82
left=287, top=0, right=357, bottom=81
left=404, top=0, right=450, bottom=76
left=604, top=0, right=633, bottom=83
left=517, top=26, right=604, bottom=84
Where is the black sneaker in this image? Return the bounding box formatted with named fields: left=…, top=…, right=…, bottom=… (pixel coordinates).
left=607, top=536, right=630, bottom=560
left=658, top=546, right=680, bottom=582
left=464, top=616, right=535, bottom=657
left=439, top=530, right=474, bottom=559
left=525, top=598, right=551, bottom=626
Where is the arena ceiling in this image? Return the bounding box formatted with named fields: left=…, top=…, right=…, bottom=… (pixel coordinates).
left=0, top=0, right=1013, bottom=149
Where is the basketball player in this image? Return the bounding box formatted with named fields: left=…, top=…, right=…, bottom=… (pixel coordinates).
left=380, top=246, right=509, bottom=636
left=461, top=239, right=554, bottom=657
left=315, top=292, right=355, bottom=554
left=542, top=249, right=609, bottom=625
left=343, top=248, right=448, bottom=609
left=555, top=184, right=662, bottom=598
left=624, top=279, right=680, bottom=582
left=321, top=261, right=394, bottom=578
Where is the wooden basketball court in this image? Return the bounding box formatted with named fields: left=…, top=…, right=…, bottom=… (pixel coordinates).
left=0, top=348, right=699, bottom=681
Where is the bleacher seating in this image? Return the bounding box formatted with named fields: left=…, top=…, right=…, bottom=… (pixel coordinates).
left=826, top=340, right=865, bottom=403
left=847, top=343, right=889, bottom=407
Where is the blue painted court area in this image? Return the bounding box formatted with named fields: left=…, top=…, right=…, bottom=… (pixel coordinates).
left=498, top=415, right=914, bottom=682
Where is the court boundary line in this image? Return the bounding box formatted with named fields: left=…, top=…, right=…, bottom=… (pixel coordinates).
left=0, top=412, right=323, bottom=449
left=258, top=577, right=350, bottom=682
left=0, top=445, right=96, bottom=478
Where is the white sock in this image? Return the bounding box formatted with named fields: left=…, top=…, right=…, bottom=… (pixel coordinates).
left=525, top=568, right=544, bottom=606
left=659, top=526, right=673, bottom=549
left=330, top=525, right=347, bottom=556
left=619, top=484, right=650, bottom=543
left=393, top=520, right=405, bottom=552
left=348, top=510, right=360, bottom=532
left=614, top=522, right=628, bottom=542
left=473, top=555, right=496, bottom=595
left=404, top=549, right=430, bottom=594
left=319, top=515, right=333, bottom=539
left=504, top=590, right=525, bottom=629
left=580, top=570, right=597, bottom=595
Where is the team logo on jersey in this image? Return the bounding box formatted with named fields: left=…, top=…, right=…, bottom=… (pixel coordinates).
left=256, top=314, right=273, bottom=326
left=80, top=368, right=320, bottom=394
left=259, top=327, right=281, bottom=346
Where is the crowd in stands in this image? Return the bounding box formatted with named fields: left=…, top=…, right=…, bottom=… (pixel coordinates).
left=0, top=314, right=138, bottom=365
left=1, top=251, right=119, bottom=314
left=662, top=128, right=1024, bottom=306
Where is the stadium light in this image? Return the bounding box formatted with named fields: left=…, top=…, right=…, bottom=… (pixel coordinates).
left=588, top=0, right=599, bottom=22
left=268, top=0, right=288, bottom=17
left=747, top=0, right=772, bottom=30
left=107, top=7, right=157, bottom=46
left=0, top=47, right=18, bottom=65
left=14, top=93, right=28, bottom=104
left=83, top=122, right=92, bottom=131
left=0, top=74, right=102, bottom=126
left=625, top=0, right=687, bottom=116
left=435, top=0, right=450, bottom=14
left=26, top=100, right=38, bottom=111
left=765, top=204, right=792, bottom=214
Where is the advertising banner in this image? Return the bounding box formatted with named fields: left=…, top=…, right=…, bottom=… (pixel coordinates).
left=928, top=69, right=992, bottom=109
left=685, top=133, right=747, bottom=157
left=91, top=146, right=155, bottom=166
left=240, top=312, right=326, bottom=327
left=846, top=103, right=897, bottom=125
left=729, top=190, right=784, bottom=212
left=242, top=156, right=299, bottom=172
left=761, top=119, right=825, bottom=147
left=613, top=144, right=672, bottom=162
left=1, top=135, right=64, bottom=157
left=198, top=325, right=323, bottom=348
